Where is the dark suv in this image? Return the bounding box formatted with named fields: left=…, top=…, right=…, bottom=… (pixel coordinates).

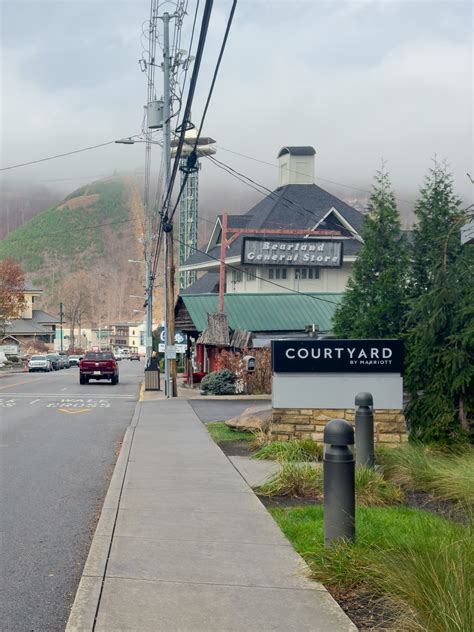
left=46, top=353, right=61, bottom=370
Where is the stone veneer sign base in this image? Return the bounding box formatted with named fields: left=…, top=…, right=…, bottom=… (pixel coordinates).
left=272, top=408, right=407, bottom=447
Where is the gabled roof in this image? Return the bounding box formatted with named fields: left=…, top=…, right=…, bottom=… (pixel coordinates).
left=184, top=183, right=364, bottom=268
left=181, top=272, right=219, bottom=294
left=32, top=310, right=60, bottom=324
left=23, top=283, right=43, bottom=293
left=4, top=319, right=53, bottom=335
left=176, top=292, right=343, bottom=333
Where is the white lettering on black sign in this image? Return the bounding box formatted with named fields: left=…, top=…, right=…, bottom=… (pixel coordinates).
left=242, top=238, right=342, bottom=267
left=273, top=340, right=403, bottom=374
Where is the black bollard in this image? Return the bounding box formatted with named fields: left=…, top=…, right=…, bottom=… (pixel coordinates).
left=355, top=392, right=374, bottom=468
left=323, top=419, right=355, bottom=547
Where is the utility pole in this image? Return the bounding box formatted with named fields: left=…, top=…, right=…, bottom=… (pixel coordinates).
left=59, top=302, right=63, bottom=352
left=143, top=2, right=158, bottom=367
left=161, top=11, right=177, bottom=397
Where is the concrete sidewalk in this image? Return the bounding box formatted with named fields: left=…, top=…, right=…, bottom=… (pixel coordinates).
left=67, top=400, right=356, bottom=631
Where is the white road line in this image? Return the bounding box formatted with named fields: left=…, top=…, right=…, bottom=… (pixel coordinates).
left=0, top=393, right=134, bottom=399
left=29, top=399, right=40, bottom=404
left=61, top=387, right=67, bottom=391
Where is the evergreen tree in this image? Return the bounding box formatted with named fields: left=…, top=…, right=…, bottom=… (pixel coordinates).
left=405, top=161, right=473, bottom=443
left=332, top=169, right=407, bottom=338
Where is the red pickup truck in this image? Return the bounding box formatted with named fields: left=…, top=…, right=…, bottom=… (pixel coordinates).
left=79, top=351, right=119, bottom=385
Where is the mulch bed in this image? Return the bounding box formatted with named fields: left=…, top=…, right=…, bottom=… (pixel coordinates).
left=403, top=489, right=468, bottom=524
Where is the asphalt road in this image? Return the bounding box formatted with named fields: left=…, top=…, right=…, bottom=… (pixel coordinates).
left=0, top=360, right=143, bottom=632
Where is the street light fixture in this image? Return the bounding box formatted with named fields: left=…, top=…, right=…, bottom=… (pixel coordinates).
left=116, top=137, right=163, bottom=147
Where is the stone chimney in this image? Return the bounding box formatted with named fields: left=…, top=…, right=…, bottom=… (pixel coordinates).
left=277, top=146, right=316, bottom=187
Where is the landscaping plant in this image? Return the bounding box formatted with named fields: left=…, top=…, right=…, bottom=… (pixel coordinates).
left=333, top=169, right=408, bottom=339
left=270, top=505, right=472, bottom=632
left=257, top=462, right=323, bottom=499
left=200, top=369, right=236, bottom=395
left=405, top=161, right=473, bottom=443
left=378, top=444, right=474, bottom=506
left=252, top=439, right=323, bottom=462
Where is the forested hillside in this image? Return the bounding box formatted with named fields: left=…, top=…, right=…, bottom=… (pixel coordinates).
left=0, top=177, right=164, bottom=324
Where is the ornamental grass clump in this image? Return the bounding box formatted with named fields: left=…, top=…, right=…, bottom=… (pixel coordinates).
left=368, top=514, right=473, bottom=632
left=355, top=466, right=403, bottom=507
left=257, top=462, right=323, bottom=499
left=378, top=444, right=474, bottom=506
left=253, top=439, right=323, bottom=463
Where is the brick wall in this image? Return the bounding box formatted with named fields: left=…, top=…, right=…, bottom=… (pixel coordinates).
left=271, top=408, right=407, bottom=447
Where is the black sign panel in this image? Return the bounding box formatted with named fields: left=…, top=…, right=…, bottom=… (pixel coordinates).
left=241, top=238, right=342, bottom=267
left=272, top=339, right=404, bottom=374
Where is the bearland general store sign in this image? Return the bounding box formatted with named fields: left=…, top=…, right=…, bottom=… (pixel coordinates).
left=241, top=238, right=342, bottom=267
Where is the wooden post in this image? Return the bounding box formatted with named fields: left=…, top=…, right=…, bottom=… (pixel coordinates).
left=219, top=212, right=228, bottom=313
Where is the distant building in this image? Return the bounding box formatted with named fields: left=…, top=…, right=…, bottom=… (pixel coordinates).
left=176, top=145, right=366, bottom=371
left=109, top=323, right=144, bottom=349
left=2, top=284, right=59, bottom=348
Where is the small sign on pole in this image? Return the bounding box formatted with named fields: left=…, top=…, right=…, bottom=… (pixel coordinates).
left=166, top=345, right=177, bottom=360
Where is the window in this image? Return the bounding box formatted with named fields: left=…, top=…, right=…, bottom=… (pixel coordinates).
left=232, top=269, right=243, bottom=283
left=295, top=267, right=320, bottom=280
left=245, top=268, right=255, bottom=281
left=268, top=268, right=287, bottom=280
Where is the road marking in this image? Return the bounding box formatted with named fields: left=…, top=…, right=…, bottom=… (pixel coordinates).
left=0, top=377, right=46, bottom=390
left=30, top=399, right=40, bottom=405
left=47, top=398, right=111, bottom=409
left=0, top=399, right=16, bottom=408
left=61, top=387, right=67, bottom=391
left=0, top=393, right=134, bottom=399
left=58, top=408, right=90, bottom=415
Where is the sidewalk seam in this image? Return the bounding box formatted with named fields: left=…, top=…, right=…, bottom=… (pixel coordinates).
left=91, top=402, right=141, bottom=631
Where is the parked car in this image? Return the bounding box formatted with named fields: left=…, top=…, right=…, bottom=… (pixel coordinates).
left=28, top=355, right=52, bottom=372
left=58, top=352, right=70, bottom=368
left=46, top=353, right=62, bottom=370
left=68, top=355, right=82, bottom=367
left=129, top=352, right=140, bottom=361
left=79, top=351, right=119, bottom=385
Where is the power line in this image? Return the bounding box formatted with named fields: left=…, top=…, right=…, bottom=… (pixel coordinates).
left=215, top=144, right=413, bottom=205
left=161, top=0, right=214, bottom=217
left=167, top=0, right=237, bottom=224
left=174, top=234, right=340, bottom=306
left=206, top=154, right=361, bottom=239
left=0, top=136, right=141, bottom=172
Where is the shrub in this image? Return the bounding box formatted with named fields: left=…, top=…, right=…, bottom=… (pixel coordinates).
left=200, top=369, right=236, bottom=395
left=253, top=440, right=323, bottom=463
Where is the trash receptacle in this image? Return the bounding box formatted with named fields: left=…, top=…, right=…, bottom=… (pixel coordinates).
left=145, top=364, right=160, bottom=391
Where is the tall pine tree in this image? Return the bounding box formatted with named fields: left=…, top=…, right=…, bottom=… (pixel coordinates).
left=332, top=169, right=407, bottom=338
left=405, top=161, right=473, bottom=443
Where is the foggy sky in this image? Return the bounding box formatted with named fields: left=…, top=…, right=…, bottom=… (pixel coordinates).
left=1, top=0, right=472, bottom=224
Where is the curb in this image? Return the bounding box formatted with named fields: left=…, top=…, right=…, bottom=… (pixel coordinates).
left=65, top=402, right=141, bottom=631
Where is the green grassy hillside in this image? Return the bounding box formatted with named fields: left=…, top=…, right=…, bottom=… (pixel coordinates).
left=0, top=179, right=129, bottom=271
left=0, top=177, right=147, bottom=319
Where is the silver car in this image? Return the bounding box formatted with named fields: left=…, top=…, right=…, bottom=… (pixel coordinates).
left=28, top=355, right=52, bottom=372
